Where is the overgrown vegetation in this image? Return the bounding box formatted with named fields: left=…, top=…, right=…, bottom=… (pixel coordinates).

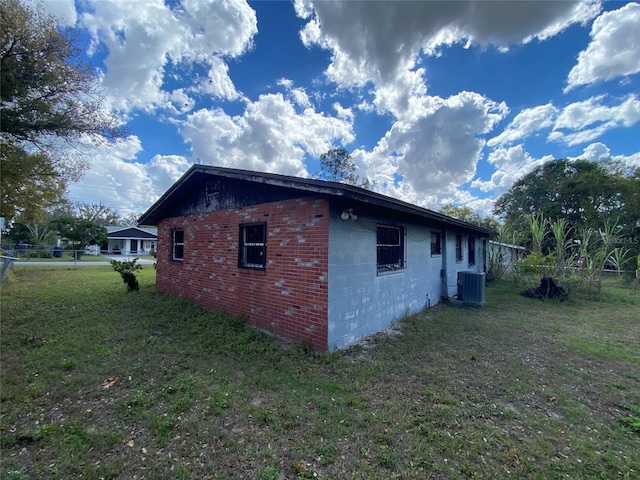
left=485, top=225, right=521, bottom=283
left=512, top=214, right=636, bottom=294
left=494, top=159, right=640, bottom=262
left=1, top=267, right=639, bottom=479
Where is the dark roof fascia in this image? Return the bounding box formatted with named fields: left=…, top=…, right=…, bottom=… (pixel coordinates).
left=138, top=165, right=492, bottom=236
left=106, top=226, right=157, bottom=236
left=331, top=184, right=492, bottom=235
left=138, top=165, right=200, bottom=226
left=108, top=233, right=157, bottom=240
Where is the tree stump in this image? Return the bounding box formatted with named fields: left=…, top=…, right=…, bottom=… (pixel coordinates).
left=521, top=276, right=568, bottom=301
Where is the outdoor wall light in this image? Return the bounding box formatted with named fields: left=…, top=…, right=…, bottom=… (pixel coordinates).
left=341, top=209, right=357, bottom=221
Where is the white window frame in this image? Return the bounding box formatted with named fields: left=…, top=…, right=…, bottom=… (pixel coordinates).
left=172, top=229, right=184, bottom=261
left=239, top=222, right=266, bottom=270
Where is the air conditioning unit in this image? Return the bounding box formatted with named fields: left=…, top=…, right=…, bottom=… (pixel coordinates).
left=457, top=271, right=486, bottom=307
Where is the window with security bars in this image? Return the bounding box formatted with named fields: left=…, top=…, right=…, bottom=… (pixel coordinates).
left=172, top=229, right=184, bottom=261
left=239, top=222, right=266, bottom=269
left=431, top=231, right=442, bottom=256
left=455, top=233, right=463, bottom=262
left=377, top=224, right=405, bottom=273
left=468, top=236, right=476, bottom=266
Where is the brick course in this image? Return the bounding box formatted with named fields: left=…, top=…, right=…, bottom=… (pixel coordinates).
left=156, top=196, right=329, bottom=351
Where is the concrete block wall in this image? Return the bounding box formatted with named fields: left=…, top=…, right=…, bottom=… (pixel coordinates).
left=327, top=211, right=444, bottom=350
left=444, top=230, right=483, bottom=297
left=156, top=196, right=329, bottom=351
left=469, top=236, right=484, bottom=274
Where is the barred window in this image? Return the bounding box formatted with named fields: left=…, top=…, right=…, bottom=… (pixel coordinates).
left=239, top=222, right=266, bottom=269
left=468, top=236, right=476, bottom=266
left=455, top=233, right=463, bottom=262
left=431, top=231, right=442, bottom=256
left=172, top=229, right=184, bottom=261
left=377, top=224, right=405, bottom=273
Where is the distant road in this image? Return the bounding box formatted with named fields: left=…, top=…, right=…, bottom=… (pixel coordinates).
left=14, top=256, right=156, bottom=267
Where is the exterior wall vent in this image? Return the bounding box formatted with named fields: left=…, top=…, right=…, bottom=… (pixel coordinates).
left=457, top=271, right=486, bottom=307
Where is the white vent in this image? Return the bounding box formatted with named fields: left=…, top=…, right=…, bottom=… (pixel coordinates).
left=457, top=271, right=486, bottom=306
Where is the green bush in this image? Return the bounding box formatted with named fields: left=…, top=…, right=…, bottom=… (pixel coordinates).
left=513, top=252, right=555, bottom=285
left=110, top=259, right=142, bottom=291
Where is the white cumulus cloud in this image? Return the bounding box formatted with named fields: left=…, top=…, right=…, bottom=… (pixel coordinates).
left=566, top=2, right=640, bottom=91
left=358, top=92, right=508, bottom=197
left=550, top=94, right=640, bottom=146
left=472, top=145, right=552, bottom=195
left=581, top=142, right=611, bottom=160
left=66, top=138, right=191, bottom=215
left=292, top=0, right=602, bottom=206
left=488, top=103, right=558, bottom=147
left=297, top=0, right=600, bottom=89
left=574, top=142, right=640, bottom=167
left=80, top=0, right=257, bottom=113
left=180, top=93, right=354, bottom=177
left=41, top=0, right=77, bottom=25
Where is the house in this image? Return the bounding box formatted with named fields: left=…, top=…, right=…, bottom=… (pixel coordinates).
left=138, top=165, right=491, bottom=352
left=102, top=226, right=157, bottom=255
left=487, top=240, right=525, bottom=273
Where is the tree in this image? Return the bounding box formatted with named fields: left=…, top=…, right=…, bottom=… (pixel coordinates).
left=5, top=221, right=57, bottom=245
left=1, top=0, right=123, bottom=223
left=76, top=202, right=120, bottom=226
left=1, top=143, right=66, bottom=222
left=46, top=197, right=76, bottom=219
left=495, top=159, right=636, bottom=233
left=1, top=0, right=121, bottom=147
left=315, top=148, right=373, bottom=188
left=618, top=166, right=640, bottom=231
left=49, top=215, right=107, bottom=248
left=4, top=221, right=33, bottom=244
left=119, top=211, right=144, bottom=226
left=494, top=159, right=639, bottom=258
left=439, top=203, right=500, bottom=232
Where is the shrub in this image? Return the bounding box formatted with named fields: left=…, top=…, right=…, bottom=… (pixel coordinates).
left=110, top=259, right=142, bottom=291
left=513, top=252, right=554, bottom=285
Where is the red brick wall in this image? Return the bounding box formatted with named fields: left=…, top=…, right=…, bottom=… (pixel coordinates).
left=156, top=197, right=329, bottom=351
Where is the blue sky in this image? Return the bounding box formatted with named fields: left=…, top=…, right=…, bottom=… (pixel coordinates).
left=41, top=0, right=640, bottom=219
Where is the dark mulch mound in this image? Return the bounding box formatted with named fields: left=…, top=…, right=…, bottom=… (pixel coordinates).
left=521, top=276, right=568, bottom=301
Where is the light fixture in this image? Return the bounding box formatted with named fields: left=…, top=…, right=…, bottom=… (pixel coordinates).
left=341, top=208, right=357, bottom=221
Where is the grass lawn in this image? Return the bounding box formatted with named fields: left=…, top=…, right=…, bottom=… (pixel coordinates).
left=1, top=267, right=639, bottom=479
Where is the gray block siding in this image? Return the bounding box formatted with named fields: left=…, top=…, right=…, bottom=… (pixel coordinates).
left=327, top=212, right=445, bottom=350
left=444, top=230, right=483, bottom=298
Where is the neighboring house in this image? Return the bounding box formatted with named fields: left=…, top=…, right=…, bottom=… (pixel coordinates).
left=103, top=226, right=157, bottom=255
left=138, top=165, right=491, bottom=352
left=487, top=240, right=525, bottom=273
